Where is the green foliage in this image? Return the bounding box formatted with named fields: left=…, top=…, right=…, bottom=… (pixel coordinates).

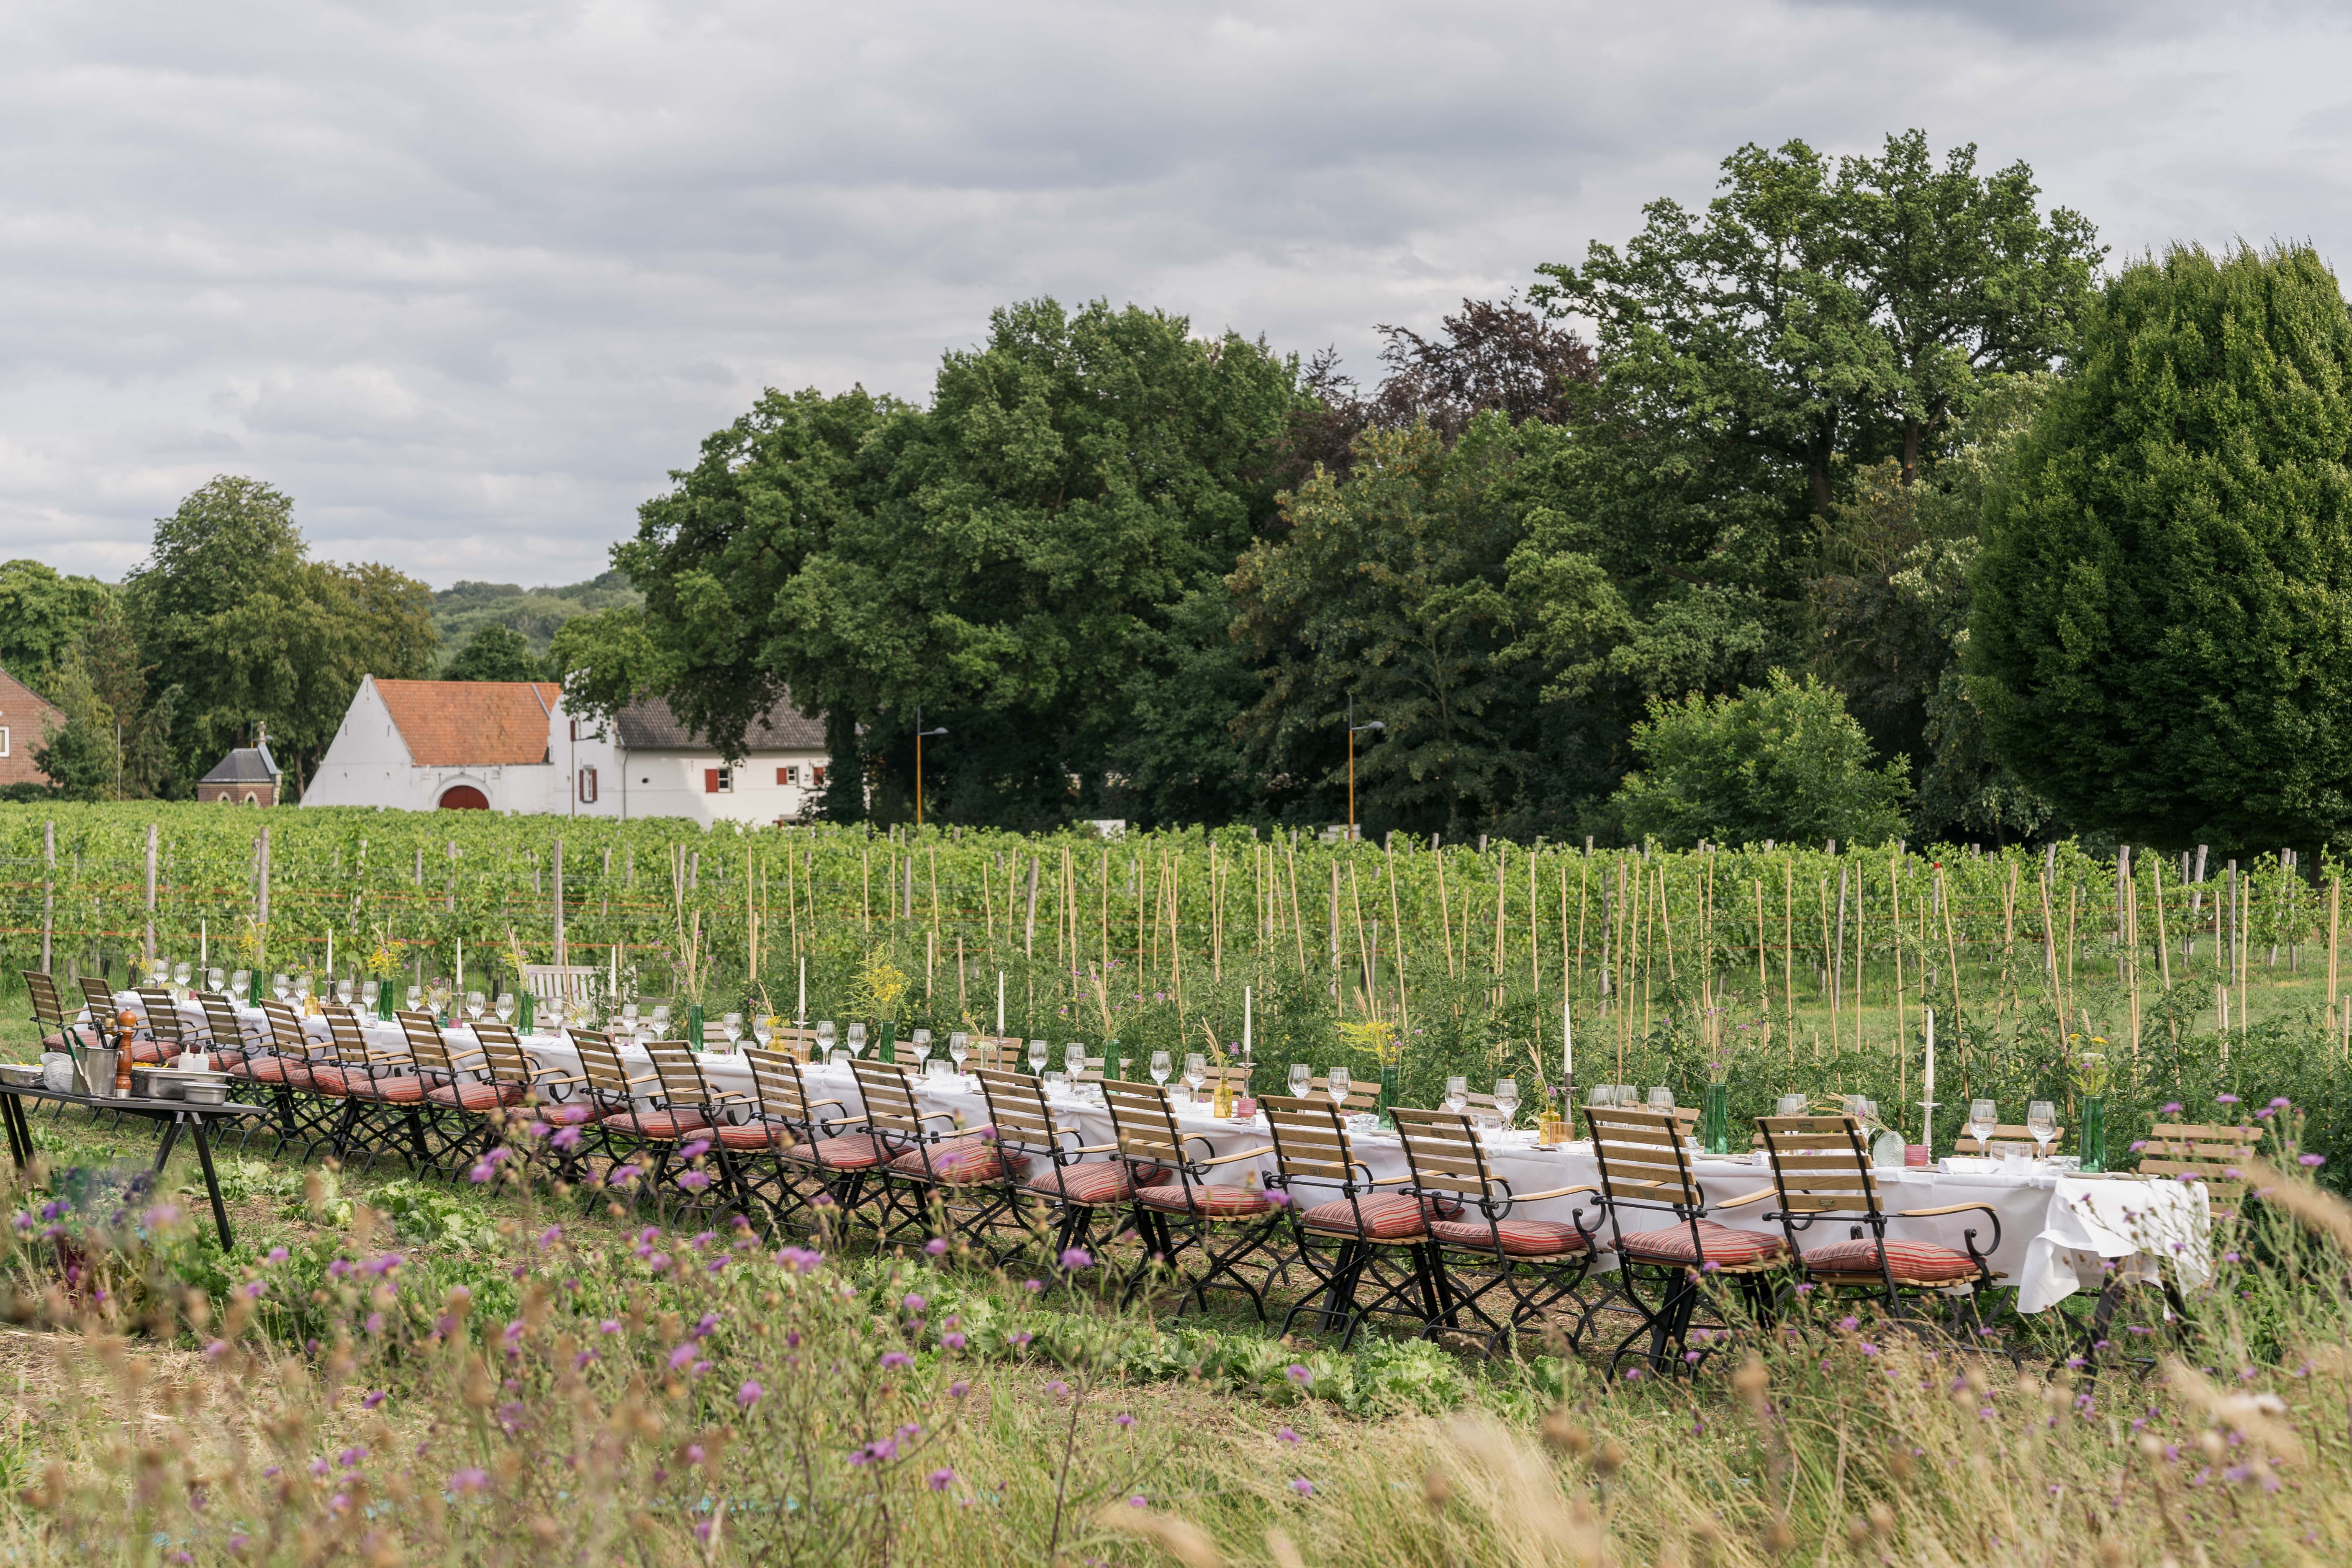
left=428, top=570, right=640, bottom=657
left=0, top=559, right=110, bottom=696
left=122, top=476, right=439, bottom=796
left=28, top=653, right=120, bottom=801
left=1610, top=670, right=1910, bottom=849
left=442, top=623, right=546, bottom=683
left=1969, top=244, right=2352, bottom=851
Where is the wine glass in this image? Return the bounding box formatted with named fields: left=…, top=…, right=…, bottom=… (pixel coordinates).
left=1064, top=1042, right=1086, bottom=1078
left=1327, top=1065, right=1352, bottom=1112
left=816, top=1019, right=837, bottom=1065
left=1148, top=1050, right=1172, bottom=1086
left=496, top=991, right=515, bottom=1024
left=1587, top=1084, right=1616, bottom=1108
left=1648, top=1086, right=1675, bottom=1112
left=149, top=957, right=168, bottom=988
left=1289, top=1062, right=1312, bottom=1097
left=1044, top=1070, right=1070, bottom=1097
left=1494, top=1078, right=1520, bottom=1127
left=465, top=991, right=485, bottom=1024
left=621, top=1000, right=640, bottom=1035
left=206, top=967, right=225, bottom=993
left=1027, top=1038, right=1049, bottom=1074
left=2026, top=1099, right=2057, bottom=1162
left=272, top=973, right=291, bottom=1003
left=845, top=1022, right=867, bottom=1060
left=1184, top=1052, right=1207, bottom=1096
left=720, top=1012, right=742, bottom=1051
left=753, top=1016, right=775, bottom=1050
left=230, top=970, right=251, bottom=1004
left=405, top=984, right=423, bottom=1013
left=1445, top=1075, right=1469, bottom=1114
left=948, top=1032, right=970, bottom=1076
left=1776, top=1092, right=1808, bottom=1117
left=1968, top=1098, right=1998, bottom=1154
left=544, top=998, right=567, bottom=1036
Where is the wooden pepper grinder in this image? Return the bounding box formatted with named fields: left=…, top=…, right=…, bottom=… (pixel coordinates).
left=114, top=1050, right=133, bottom=1098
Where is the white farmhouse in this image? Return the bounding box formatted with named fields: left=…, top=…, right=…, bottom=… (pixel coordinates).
left=300, top=676, right=832, bottom=824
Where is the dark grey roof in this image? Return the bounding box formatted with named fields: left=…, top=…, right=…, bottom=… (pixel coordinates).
left=200, top=743, right=281, bottom=785
left=613, top=693, right=825, bottom=752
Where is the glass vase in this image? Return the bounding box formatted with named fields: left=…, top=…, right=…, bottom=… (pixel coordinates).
left=1703, top=1081, right=1731, bottom=1155
left=516, top=991, right=534, bottom=1034
left=877, top=1017, right=896, bottom=1065
left=686, top=1003, right=705, bottom=1052
left=1378, top=1064, right=1400, bottom=1130
left=2079, top=1095, right=2106, bottom=1173
left=377, top=986, right=397, bottom=1023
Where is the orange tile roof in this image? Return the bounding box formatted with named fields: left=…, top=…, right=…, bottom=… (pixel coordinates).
left=374, top=680, right=557, bottom=767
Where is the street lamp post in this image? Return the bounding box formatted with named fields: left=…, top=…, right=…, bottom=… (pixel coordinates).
left=1346, top=698, right=1384, bottom=843
left=913, top=706, right=950, bottom=826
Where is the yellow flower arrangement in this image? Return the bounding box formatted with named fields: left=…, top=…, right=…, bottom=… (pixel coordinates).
left=849, top=950, right=911, bottom=1022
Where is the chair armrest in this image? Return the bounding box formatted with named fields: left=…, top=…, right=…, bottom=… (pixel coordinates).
left=1065, top=1142, right=1119, bottom=1156
left=1366, top=1173, right=1413, bottom=1187
left=804, top=1097, right=845, bottom=1112
left=917, top=1110, right=961, bottom=1129
left=1714, top=1186, right=1777, bottom=1209
left=1507, top=1183, right=1599, bottom=1204
left=1193, top=1145, right=1274, bottom=1168
left=1896, top=1202, right=2000, bottom=1219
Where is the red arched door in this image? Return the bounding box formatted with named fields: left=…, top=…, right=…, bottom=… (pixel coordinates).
left=438, top=785, right=490, bottom=810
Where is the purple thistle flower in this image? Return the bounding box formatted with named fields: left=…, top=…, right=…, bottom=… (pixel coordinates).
left=1060, top=1247, right=1093, bottom=1270
left=881, top=1351, right=913, bottom=1370
left=1291, top=1477, right=1315, bottom=1496
left=1285, top=1364, right=1312, bottom=1386
left=738, top=1381, right=763, bottom=1407
left=929, top=1467, right=955, bottom=1491
left=447, top=1468, right=490, bottom=1496
left=924, top=1237, right=948, bottom=1256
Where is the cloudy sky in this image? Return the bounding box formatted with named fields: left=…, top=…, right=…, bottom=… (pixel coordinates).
left=5, top=0, right=2349, bottom=587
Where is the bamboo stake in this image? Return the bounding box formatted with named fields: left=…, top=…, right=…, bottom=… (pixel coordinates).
left=1100, top=847, right=1110, bottom=982
left=861, top=846, right=871, bottom=939
left=1754, top=876, right=1768, bottom=1008
left=1389, top=842, right=1410, bottom=1038
left=1575, top=853, right=1590, bottom=1003
left=1816, top=875, right=1834, bottom=1055
left=1889, top=853, right=1905, bottom=1070
left=1938, top=865, right=1962, bottom=1028
left=1286, top=836, right=1307, bottom=978
left=1529, top=846, right=1541, bottom=993
left=1348, top=855, right=1371, bottom=1003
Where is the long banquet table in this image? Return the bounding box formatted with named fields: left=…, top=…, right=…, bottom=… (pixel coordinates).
left=110, top=993, right=2210, bottom=1314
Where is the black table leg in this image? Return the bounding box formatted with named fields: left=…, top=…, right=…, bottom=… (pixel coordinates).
left=0, top=1091, right=27, bottom=1170
left=153, top=1114, right=183, bottom=1173
left=190, top=1117, right=232, bottom=1251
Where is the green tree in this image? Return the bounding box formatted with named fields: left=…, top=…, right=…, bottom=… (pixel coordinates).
left=1610, top=670, right=1910, bottom=849
left=608, top=300, right=1302, bottom=826
left=444, top=624, right=546, bottom=682
left=30, top=652, right=120, bottom=801
left=1968, top=244, right=2352, bottom=851
left=125, top=476, right=438, bottom=795
left=0, top=559, right=110, bottom=695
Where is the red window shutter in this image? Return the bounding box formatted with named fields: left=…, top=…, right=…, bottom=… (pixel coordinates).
left=704, top=768, right=720, bottom=793
left=776, top=767, right=789, bottom=786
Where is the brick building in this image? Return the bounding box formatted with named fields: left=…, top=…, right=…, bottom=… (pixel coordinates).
left=0, top=667, right=64, bottom=790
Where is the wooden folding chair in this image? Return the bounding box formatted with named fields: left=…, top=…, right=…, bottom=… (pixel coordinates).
left=131, top=987, right=185, bottom=1065
left=1756, top=1114, right=2001, bottom=1337
left=852, top=1057, right=1019, bottom=1248
left=22, top=971, right=95, bottom=1055
left=1584, top=1103, right=1787, bottom=1378
left=1262, top=1093, right=1443, bottom=1350
left=227, top=998, right=329, bottom=1155
left=1391, top=1104, right=1601, bottom=1356
left=321, top=1007, right=430, bottom=1173
left=728, top=1046, right=872, bottom=1230
left=190, top=993, right=261, bottom=1072
left=572, top=1035, right=696, bottom=1207
left=1104, top=1078, right=1280, bottom=1321
left=976, top=1068, right=1128, bottom=1269
left=642, top=1043, right=749, bottom=1217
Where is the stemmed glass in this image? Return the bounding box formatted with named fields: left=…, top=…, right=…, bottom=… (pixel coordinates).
left=650, top=1004, right=672, bottom=1040
left=1968, top=1098, right=1998, bottom=1154
left=1327, top=1065, right=1352, bottom=1112
left=496, top=992, right=516, bottom=1024
left=172, top=962, right=192, bottom=1001
left=361, top=979, right=380, bottom=1012
left=816, top=1020, right=837, bottom=1065
left=295, top=975, right=314, bottom=1010
left=405, top=984, right=423, bottom=1013
left=1029, top=1038, right=1051, bottom=1074
left=1587, top=1084, right=1617, bottom=1108
left=1494, top=1078, right=1520, bottom=1128
left=2027, top=1100, right=2057, bottom=1162
left=716, top=1011, right=740, bottom=1051
left=334, top=977, right=352, bottom=1006
left=753, top=1016, right=775, bottom=1050
left=845, top=1022, right=866, bottom=1060
left=1776, top=1092, right=1808, bottom=1117
left=620, top=1001, right=640, bottom=1038
left=1063, top=1042, right=1084, bottom=1079
left=1184, top=1053, right=1207, bottom=1098
left=150, top=957, right=169, bottom=988
left=948, top=1032, right=970, bottom=1077
left=465, top=991, right=485, bottom=1024
left=1148, top=1050, right=1172, bottom=1087
left=230, top=971, right=251, bottom=1004
left=1445, top=1075, right=1469, bottom=1114
left=1289, top=1062, right=1312, bottom=1097
left=1648, top=1086, right=1674, bottom=1112
left=206, top=967, right=225, bottom=994
left=908, top=1028, right=931, bottom=1069
left=272, top=973, right=291, bottom=1004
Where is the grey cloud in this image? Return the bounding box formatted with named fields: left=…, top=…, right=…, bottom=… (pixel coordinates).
left=2, top=0, right=2349, bottom=585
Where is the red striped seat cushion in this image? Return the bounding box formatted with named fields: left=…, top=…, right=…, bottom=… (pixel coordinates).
left=601, top=1109, right=710, bottom=1140
left=230, top=1056, right=313, bottom=1088
left=302, top=1065, right=357, bottom=1096
left=1133, top=1182, right=1275, bottom=1218
left=714, top=1121, right=789, bottom=1151
left=1801, top=1237, right=1980, bottom=1283
left=890, top=1138, right=1029, bottom=1186
left=41, top=1029, right=101, bottom=1054
left=1299, top=1192, right=1430, bottom=1241
left=1615, top=1220, right=1787, bottom=1267
left=427, top=1081, right=530, bottom=1112
left=344, top=1074, right=427, bottom=1104
left=1428, top=1217, right=1591, bottom=1256
left=532, top=1101, right=601, bottom=1126
left=126, top=1040, right=171, bottom=1065
left=784, top=1134, right=888, bottom=1170
left=1025, top=1161, right=1135, bottom=1206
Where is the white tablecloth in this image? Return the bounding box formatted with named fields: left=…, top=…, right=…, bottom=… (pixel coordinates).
left=107, top=995, right=2210, bottom=1314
